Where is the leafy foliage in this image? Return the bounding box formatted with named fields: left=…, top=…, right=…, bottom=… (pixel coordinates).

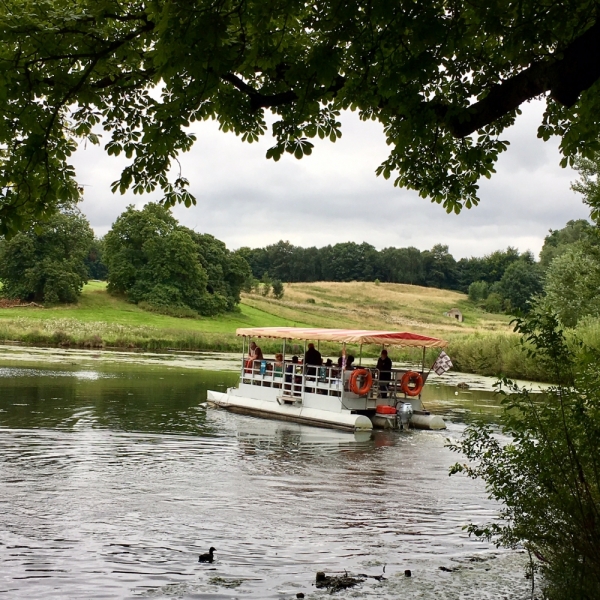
left=572, top=153, right=600, bottom=224
left=271, top=279, right=284, bottom=299
left=0, top=209, right=94, bottom=304
left=1, top=1, right=600, bottom=233
left=539, top=219, right=594, bottom=270
left=85, top=237, right=108, bottom=280
left=543, top=243, right=600, bottom=327
left=497, top=259, right=542, bottom=313
left=187, top=231, right=252, bottom=313
left=449, top=309, right=600, bottom=599
left=468, top=280, right=489, bottom=303
left=241, top=240, right=541, bottom=314
left=103, top=203, right=249, bottom=315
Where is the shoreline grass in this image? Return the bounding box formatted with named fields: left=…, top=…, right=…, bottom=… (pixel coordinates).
left=2, top=280, right=594, bottom=382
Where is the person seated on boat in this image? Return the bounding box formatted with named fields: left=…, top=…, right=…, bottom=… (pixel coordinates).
left=332, top=356, right=343, bottom=378
left=274, top=353, right=284, bottom=374
left=285, top=355, right=298, bottom=385
left=376, top=349, right=392, bottom=398
left=245, top=341, right=258, bottom=372
left=248, top=341, right=257, bottom=360
left=285, top=356, right=302, bottom=395
left=346, top=355, right=355, bottom=370
left=252, top=346, right=264, bottom=371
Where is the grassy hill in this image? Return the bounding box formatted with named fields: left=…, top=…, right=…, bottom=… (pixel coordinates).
left=244, top=281, right=511, bottom=337
left=0, top=280, right=548, bottom=380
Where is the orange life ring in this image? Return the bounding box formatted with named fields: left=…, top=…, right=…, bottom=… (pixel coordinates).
left=349, top=368, right=373, bottom=396
left=401, top=371, right=424, bottom=397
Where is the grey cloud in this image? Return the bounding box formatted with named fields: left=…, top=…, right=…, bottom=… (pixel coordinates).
left=74, top=98, right=589, bottom=261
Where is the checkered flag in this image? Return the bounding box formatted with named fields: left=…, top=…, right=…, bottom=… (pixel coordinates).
left=432, top=351, right=453, bottom=376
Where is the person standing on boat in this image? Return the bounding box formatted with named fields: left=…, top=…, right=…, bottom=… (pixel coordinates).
left=304, top=343, right=322, bottom=391
left=376, top=349, right=392, bottom=398
left=248, top=341, right=257, bottom=361
left=304, top=343, right=322, bottom=367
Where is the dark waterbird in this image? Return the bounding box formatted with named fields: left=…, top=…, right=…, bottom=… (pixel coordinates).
left=198, top=547, right=216, bottom=563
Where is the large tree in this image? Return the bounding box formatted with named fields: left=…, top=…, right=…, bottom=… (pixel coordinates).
left=1, top=0, right=600, bottom=234
left=0, top=209, right=94, bottom=303
left=103, top=203, right=249, bottom=315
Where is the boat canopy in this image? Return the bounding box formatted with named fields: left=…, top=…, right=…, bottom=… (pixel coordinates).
left=235, top=327, right=448, bottom=348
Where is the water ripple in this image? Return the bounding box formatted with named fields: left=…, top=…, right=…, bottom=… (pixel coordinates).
left=0, top=363, right=533, bottom=599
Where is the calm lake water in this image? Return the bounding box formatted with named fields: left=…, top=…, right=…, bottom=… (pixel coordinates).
left=0, top=347, right=537, bottom=599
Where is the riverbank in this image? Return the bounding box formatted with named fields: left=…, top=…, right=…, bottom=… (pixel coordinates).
left=2, top=280, right=596, bottom=382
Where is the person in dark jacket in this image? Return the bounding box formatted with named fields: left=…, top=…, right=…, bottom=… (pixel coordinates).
left=376, top=349, right=392, bottom=398
left=304, top=343, right=322, bottom=366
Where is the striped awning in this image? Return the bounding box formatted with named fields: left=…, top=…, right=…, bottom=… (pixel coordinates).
left=235, top=327, right=447, bottom=348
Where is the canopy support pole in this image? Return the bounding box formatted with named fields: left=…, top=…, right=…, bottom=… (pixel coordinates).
left=422, top=347, right=426, bottom=373
left=359, top=344, right=363, bottom=365
left=283, top=338, right=286, bottom=361
left=241, top=336, right=246, bottom=374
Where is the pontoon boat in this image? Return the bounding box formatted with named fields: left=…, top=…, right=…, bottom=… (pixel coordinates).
left=207, top=327, right=449, bottom=432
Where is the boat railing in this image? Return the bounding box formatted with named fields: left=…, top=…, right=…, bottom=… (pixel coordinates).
left=240, top=358, right=426, bottom=403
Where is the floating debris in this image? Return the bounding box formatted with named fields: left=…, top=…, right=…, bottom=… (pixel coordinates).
left=439, top=565, right=460, bottom=573
left=208, top=576, right=243, bottom=588
left=316, top=571, right=365, bottom=594
left=315, top=570, right=385, bottom=594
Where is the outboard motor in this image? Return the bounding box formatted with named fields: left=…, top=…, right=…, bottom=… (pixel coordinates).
left=398, top=402, right=414, bottom=430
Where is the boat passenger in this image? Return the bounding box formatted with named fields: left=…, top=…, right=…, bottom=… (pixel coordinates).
left=376, top=349, right=392, bottom=398
left=285, top=355, right=301, bottom=395
left=346, top=355, right=355, bottom=370
left=304, top=343, right=322, bottom=368
left=285, top=355, right=299, bottom=383
left=274, top=353, right=284, bottom=374
left=332, top=356, right=343, bottom=378
left=248, top=341, right=257, bottom=360
left=252, top=346, right=264, bottom=369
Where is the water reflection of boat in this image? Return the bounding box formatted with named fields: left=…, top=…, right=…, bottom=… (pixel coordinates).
left=233, top=415, right=374, bottom=445
left=207, top=328, right=448, bottom=432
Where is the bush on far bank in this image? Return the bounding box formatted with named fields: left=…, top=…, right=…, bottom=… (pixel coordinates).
left=0, top=209, right=94, bottom=304
left=103, top=203, right=251, bottom=316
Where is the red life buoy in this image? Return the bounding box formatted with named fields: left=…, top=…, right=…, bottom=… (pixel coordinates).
left=349, top=368, right=373, bottom=396
left=401, top=371, right=424, bottom=397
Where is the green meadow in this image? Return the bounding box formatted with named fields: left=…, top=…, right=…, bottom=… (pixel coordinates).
left=2, top=279, right=594, bottom=382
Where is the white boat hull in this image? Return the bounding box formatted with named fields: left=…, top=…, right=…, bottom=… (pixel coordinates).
left=207, top=390, right=373, bottom=432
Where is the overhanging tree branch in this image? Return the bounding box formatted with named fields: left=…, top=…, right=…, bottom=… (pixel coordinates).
left=444, top=20, right=600, bottom=137
left=221, top=72, right=345, bottom=111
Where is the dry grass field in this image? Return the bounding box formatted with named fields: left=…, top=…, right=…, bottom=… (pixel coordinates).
left=243, top=281, right=512, bottom=338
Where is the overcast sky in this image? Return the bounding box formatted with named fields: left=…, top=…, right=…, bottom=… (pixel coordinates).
left=75, top=99, right=589, bottom=260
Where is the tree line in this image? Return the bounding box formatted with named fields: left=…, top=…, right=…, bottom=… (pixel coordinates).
left=1, top=204, right=597, bottom=322
left=240, top=218, right=600, bottom=318
left=0, top=204, right=253, bottom=317
left=238, top=240, right=545, bottom=312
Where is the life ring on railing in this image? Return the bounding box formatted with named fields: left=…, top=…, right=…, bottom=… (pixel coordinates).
left=400, top=371, right=424, bottom=397
left=349, top=368, right=373, bottom=396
